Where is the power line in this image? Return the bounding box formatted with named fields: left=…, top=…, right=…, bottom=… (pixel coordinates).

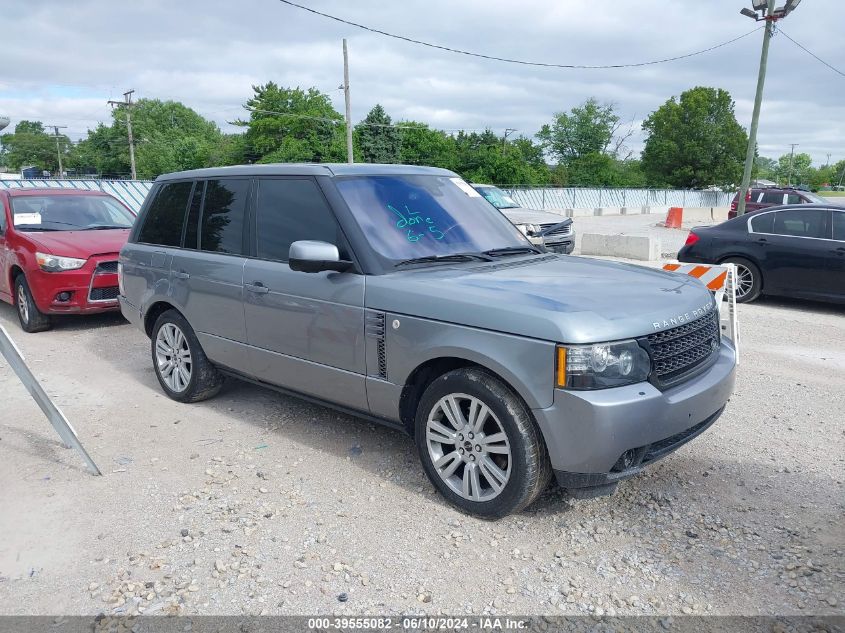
left=277, top=0, right=762, bottom=69
left=779, top=29, right=845, bottom=78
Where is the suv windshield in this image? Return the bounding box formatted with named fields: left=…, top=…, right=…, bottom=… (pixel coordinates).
left=335, top=175, right=530, bottom=264
left=11, top=195, right=134, bottom=231
left=475, top=185, right=520, bottom=209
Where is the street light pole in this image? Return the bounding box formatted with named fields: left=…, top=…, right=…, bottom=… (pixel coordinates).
left=736, top=0, right=776, bottom=216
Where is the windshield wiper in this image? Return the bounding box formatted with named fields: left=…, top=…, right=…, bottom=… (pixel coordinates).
left=482, top=246, right=542, bottom=257
left=395, top=252, right=494, bottom=267
left=83, top=225, right=128, bottom=230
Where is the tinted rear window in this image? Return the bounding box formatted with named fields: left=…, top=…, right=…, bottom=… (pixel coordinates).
left=137, top=182, right=192, bottom=246
left=761, top=191, right=784, bottom=204
left=199, top=179, right=249, bottom=255
left=772, top=209, right=827, bottom=239
left=749, top=212, right=774, bottom=234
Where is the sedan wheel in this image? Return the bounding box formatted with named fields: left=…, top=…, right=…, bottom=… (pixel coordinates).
left=734, top=264, right=754, bottom=300
left=723, top=257, right=762, bottom=303
left=155, top=323, right=193, bottom=393
left=426, top=393, right=512, bottom=502
left=17, top=283, right=29, bottom=324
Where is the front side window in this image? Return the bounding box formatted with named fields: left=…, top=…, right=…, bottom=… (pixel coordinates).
left=772, top=209, right=827, bottom=239
left=786, top=193, right=803, bottom=204
left=255, top=179, right=342, bottom=262
left=12, top=195, right=135, bottom=233
left=200, top=179, right=249, bottom=254
left=334, top=175, right=529, bottom=264
left=137, top=182, right=192, bottom=246
left=832, top=212, right=845, bottom=241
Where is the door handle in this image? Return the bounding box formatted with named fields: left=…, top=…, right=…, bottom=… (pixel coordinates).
left=245, top=281, right=270, bottom=294
left=173, top=270, right=190, bottom=279
left=756, top=237, right=769, bottom=246
left=833, top=247, right=845, bottom=255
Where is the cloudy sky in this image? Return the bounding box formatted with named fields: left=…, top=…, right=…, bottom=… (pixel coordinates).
left=1, top=0, right=843, bottom=164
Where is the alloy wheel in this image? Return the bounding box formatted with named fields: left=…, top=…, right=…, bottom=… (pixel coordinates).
left=17, top=283, right=29, bottom=324
left=734, top=264, right=754, bottom=299
left=155, top=323, right=192, bottom=392
left=426, top=393, right=512, bottom=502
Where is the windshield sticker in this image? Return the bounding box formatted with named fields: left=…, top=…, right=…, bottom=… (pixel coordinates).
left=388, top=204, right=445, bottom=242
left=14, top=212, right=42, bottom=225
left=449, top=177, right=481, bottom=197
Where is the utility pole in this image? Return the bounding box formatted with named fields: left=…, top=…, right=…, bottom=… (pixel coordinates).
left=502, top=128, right=517, bottom=152
left=46, top=125, right=67, bottom=177
left=107, top=90, right=137, bottom=179
left=735, top=0, right=802, bottom=213
left=786, top=143, right=798, bottom=185
left=342, top=39, right=353, bottom=164
left=736, top=0, right=776, bottom=215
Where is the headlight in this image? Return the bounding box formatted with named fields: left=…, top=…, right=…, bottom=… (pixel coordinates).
left=35, top=252, right=87, bottom=272
left=556, top=340, right=651, bottom=390
left=514, top=223, right=539, bottom=236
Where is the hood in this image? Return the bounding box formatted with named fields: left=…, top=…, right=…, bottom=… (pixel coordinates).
left=500, top=207, right=570, bottom=226
left=366, top=255, right=715, bottom=344
left=23, top=229, right=130, bottom=258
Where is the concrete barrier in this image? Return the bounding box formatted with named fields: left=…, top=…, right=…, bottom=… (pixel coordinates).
left=580, top=233, right=661, bottom=261
left=545, top=206, right=729, bottom=221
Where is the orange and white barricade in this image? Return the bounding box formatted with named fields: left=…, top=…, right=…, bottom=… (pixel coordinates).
left=662, top=262, right=740, bottom=364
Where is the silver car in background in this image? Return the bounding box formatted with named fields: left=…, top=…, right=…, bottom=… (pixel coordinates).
left=473, top=184, right=575, bottom=254
left=120, top=164, right=735, bottom=518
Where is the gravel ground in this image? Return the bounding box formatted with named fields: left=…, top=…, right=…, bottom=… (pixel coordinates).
left=0, top=262, right=843, bottom=618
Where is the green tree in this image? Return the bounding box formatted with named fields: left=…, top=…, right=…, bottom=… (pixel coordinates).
left=753, top=155, right=778, bottom=181
left=71, top=100, right=224, bottom=178
left=776, top=152, right=812, bottom=186
left=238, top=83, right=345, bottom=163
left=354, top=104, right=401, bottom=164
left=0, top=120, right=68, bottom=173
left=641, top=86, right=747, bottom=189
left=397, top=122, right=456, bottom=169
left=537, top=99, right=621, bottom=166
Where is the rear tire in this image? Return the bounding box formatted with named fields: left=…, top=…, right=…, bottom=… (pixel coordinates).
left=14, top=275, right=52, bottom=333
left=151, top=309, right=223, bottom=402
left=415, top=367, right=552, bottom=519
left=722, top=257, right=762, bottom=303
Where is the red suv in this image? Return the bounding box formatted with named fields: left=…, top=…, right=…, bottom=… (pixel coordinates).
left=729, top=186, right=827, bottom=218
left=0, top=189, right=135, bottom=332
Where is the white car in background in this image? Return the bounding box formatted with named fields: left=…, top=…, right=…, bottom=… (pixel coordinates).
left=472, top=184, right=575, bottom=254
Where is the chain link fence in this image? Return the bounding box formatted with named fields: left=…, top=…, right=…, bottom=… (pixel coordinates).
left=500, top=186, right=733, bottom=210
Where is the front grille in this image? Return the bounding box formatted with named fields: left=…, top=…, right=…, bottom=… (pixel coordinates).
left=89, top=286, right=120, bottom=301
left=95, top=260, right=118, bottom=273
left=539, top=222, right=572, bottom=237
left=646, top=309, right=719, bottom=386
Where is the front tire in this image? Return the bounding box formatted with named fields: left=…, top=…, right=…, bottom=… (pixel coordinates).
left=14, top=275, right=52, bottom=333
left=151, top=309, right=223, bottom=402
left=722, top=257, right=762, bottom=303
left=415, top=368, right=552, bottom=519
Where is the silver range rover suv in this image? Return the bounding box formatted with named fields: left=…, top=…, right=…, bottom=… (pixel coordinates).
left=119, top=164, right=736, bottom=518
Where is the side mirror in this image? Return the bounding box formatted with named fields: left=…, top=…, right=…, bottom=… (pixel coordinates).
left=289, top=240, right=353, bottom=274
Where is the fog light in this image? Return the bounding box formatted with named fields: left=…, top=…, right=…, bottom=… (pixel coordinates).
left=56, top=292, right=71, bottom=302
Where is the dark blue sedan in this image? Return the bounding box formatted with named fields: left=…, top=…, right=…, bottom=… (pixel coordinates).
left=678, top=204, right=845, bottom=304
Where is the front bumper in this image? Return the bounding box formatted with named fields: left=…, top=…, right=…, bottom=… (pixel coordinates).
left=533, top=340, right=736, bottom=490
left=29, top=256, right=121, bottom=315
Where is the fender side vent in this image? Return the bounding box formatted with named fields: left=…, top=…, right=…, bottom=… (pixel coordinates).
left=365, top=310, right=388, bottom=379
